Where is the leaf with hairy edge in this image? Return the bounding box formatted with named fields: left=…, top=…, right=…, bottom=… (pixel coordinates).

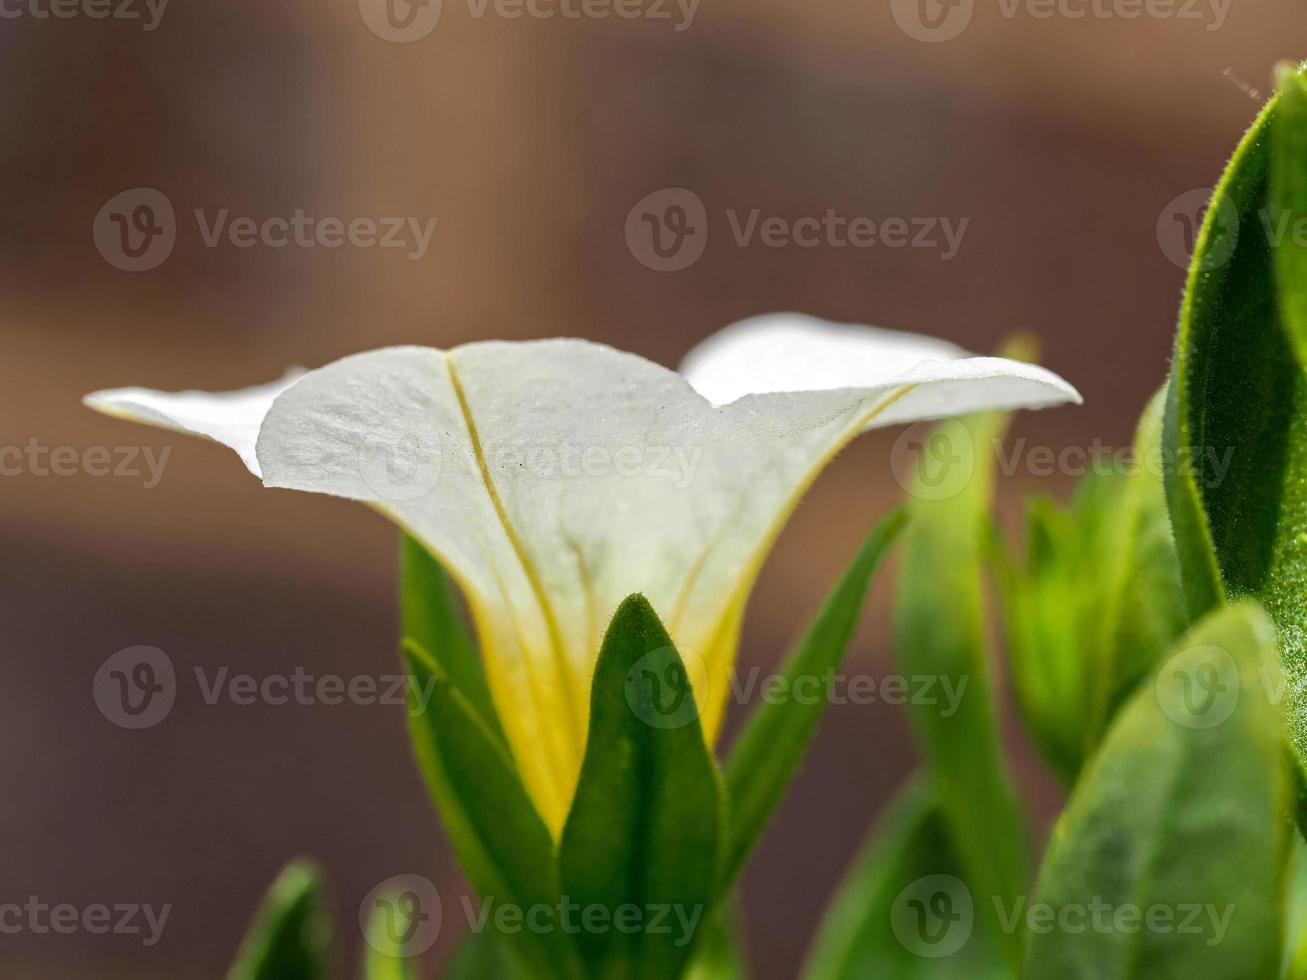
left=722, top=506, right=907, bottom=888
left=1274, top=65, right=1307, bottom=369
left=1022, top=602, right=1287, bottom=979
left=559, top=595, right=722, bottom=979
left=802, top=777, right=1008, bottom=980
left=403, top=642, right=581, bottom=980
left=227, top=861, right=331, bottom=980
left=1164, top=64, right=1307, bottom=768
left=401, top=534, right=506, bottom=745
left=893, top=410, right=1031, bottom=970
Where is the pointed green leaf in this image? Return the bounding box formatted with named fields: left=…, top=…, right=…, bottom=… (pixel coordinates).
left=722, top=506, right=907, bottom=888
left=559, top=595, right=722, bottom=979
left=993, top=388, right=1186, bottom=783
left=1022, top=602, right=1287, bottom=979
left=803, top=778, right=1008, bottom=980
left=363, top=887, right=420, bottom=980
left=403, top=642, right=581, bottom=980
left=1164, top=63, right=1307, bottom=769
left=401, top=534, right=506, bottom=745
left=227, top=860, right=331, bottom=980
left=685, top=906, right=747, bottom=980
left=893, top=411, right=1031, bottom=970
left=1274, top=64, right=1307, bottom=369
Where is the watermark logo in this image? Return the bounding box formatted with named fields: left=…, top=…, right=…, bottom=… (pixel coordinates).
left=625, top=188, right=709, bottom=273
left=359, top=0, right=442, bottom=41
left=625, top=189, right=969, bottom=271
left=93, top=646, right=176, bottom=730
left=94, top=190, right=438, bottom=271
left=361, top=875, right=442, bottom=958
left=359, top=423, right=444, bottom=503
left=1157, top=187, right=1239, bottom=271
left=890, top=420, right=975, bottom=501
left=93, top=188, right=176, bottom=272
left=0, top=898, right=171, bottom=947
left=624, top=645, right=708, bottom=730
left=890, top=0, right=974, bottom=42
left=891, top=875, right=974, bottom=958
left=1156, top=644, right=1240, bottom=729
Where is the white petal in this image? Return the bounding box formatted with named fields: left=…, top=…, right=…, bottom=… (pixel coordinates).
left=84, top=327, right=1080, bottom=831
left=679, top=312, right=1082, bottom=416
left=83, top=373, right=302, bottom=477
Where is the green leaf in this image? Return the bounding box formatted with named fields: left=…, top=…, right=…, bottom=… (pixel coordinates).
left=1274, top=64, right=1307, bottom=369
left=1284, top=837, right=1307, bottom=979
left=684, top=906, right=747, bottom=980
left=722, top=506, right=907, bottom=888
left=1022, top=602, right=1287, bottom=979
left=227, top=860, right=332, bottom=980
left=558, top=595, right=722, bottom=979
left=892, top=411, right=1031, bottom=970
left=993, top=388, right=1186, bottom=783
left=403, top=642, right=581, bottom=979
left=803, top=777, right=1008, bottom=980
left=1164, top=62, right=1307, bottom=767
left=443, top=931, right=526, bottom=979
left=362, top=886, right=420, bottom=980
left=402, top=534, right=506, bottom=745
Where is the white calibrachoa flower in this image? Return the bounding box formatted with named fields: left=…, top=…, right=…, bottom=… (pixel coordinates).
left=86, top=313, right=1079, bottom=831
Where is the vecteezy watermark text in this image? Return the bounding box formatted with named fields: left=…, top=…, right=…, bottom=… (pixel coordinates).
left=624, top=188, right=969, bottom=272
left=1, top=440, right=170, bottom=488
left=0, top=898, right=171, bottom=947
left=357, top=0, right=699, bottom=43
left=93, top=646, right=438, bottom=730
left=0, top=0, right=168, bottom=30
left=891, top=0, right=1230, bottom=44
left=94, top=188, right=438, bottom=272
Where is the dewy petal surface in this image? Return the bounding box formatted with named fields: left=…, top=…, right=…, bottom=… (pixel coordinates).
left=84, top=322, right=1080, bottom=832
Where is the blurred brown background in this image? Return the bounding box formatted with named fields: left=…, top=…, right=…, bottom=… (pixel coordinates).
left=2, top=0, right=1303, bottom=975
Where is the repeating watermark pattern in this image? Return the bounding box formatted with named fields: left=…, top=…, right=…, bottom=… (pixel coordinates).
left=1156, top=188, right=1307, bottom=272
left=352, top=424, right=707, bottom=505
left=890, top=422, right=1239, bottom=501
left=93, top=646, right=177, bottom=730
left=992, top=896, right=1235, bottom=947
left=0, top=0, right=168, bottom=30
left=1155, top=644, right=1241, bottom=729
left=0, top=898, right=171, bottom=947
left=94, top=188, right=438, bottom=272
left=891, top=875, right=975, bottom=957
left=93, top=647, right=438, bottom=730
left=359, top=875, right=704, bottom=954
left=891, top=0, right=1229, bottom=44
left=361, top=875, right=443, bottom=957
left=625, top=188, right=969, bottom=272
left=624, top=645, right=969, bottom=729
left=0, top=439, right=170, bottom=488
left=359, top=0, right=699, bottom=41
left=890, top=876, right=1237, bottom=959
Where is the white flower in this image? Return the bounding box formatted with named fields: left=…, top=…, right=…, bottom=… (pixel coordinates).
left=85, top=313, right=1079, bottom=830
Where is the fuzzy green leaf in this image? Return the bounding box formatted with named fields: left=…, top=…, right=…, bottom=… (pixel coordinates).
left=893, top=411, right=1031, bottom=970
left=722, top=506, right=907, bottom=888
left=1164, top=63, right=1307, bottom=769
left=802, top=778, right=1008, bottom=980
left=1274, top=65, right=1307, bottom=369
left=401, top=534, right=506, bottom=745
left=1022, top=602, right=1287, bottom=979
left=227, top=861, right=332, bottom=980
left=403, top=642, right=580, bottom=979
left=558, top=595, right=722, bottom=979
